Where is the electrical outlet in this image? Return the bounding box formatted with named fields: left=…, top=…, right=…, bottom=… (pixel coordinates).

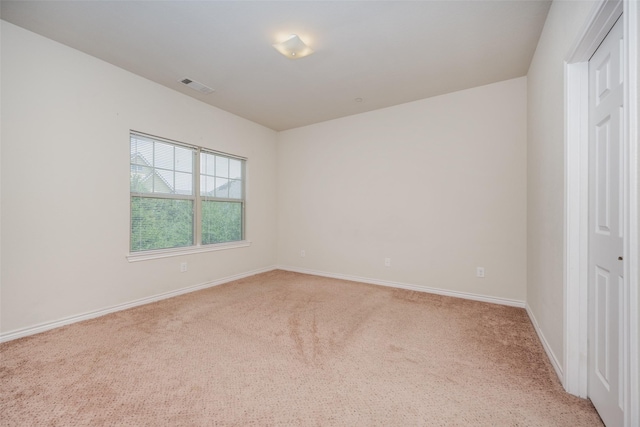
left=476, top=267, right=485, bottom=278
left=384, top=258, right=391, bottom=267
left=301, top=249, right=306, bottom=257
left=180, top=262, right=188, bottom=273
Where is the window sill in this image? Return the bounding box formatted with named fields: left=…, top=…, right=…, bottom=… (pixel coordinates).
left=126, top=240, right=251, bottom=262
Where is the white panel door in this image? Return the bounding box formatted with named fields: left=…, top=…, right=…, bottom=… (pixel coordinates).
left=588, top=16, right=624, bottom=427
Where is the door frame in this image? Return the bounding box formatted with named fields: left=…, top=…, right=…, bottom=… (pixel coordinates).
left=564, top=0, right=638, bottom=425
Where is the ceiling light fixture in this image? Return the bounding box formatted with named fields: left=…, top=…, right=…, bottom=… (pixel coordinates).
left=273, top=34, right=314, bottom=59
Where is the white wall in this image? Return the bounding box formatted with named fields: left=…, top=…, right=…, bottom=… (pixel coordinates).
left=1, top=18, right=532, bottom=337
left=277, top=78, right=527, bottom=302
left=0, top=22, right=278, bottom=334
left=526, top=0, right=596, bottom=371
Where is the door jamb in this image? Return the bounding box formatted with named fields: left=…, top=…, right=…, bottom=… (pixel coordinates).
left=564, top=1, right=639, bottom=426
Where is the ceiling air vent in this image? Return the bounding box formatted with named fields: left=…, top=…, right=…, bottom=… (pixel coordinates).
left=179, top=78, right=215, bottom=94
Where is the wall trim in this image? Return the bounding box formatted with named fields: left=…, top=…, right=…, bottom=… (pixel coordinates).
left=0, top=265, right=278, bottom=343
left=126, top=240, right=252, bottom=263
left=563, top=0, right=623, bottom=398
left=526, top=303, right=564, bottom=381
left=622, top=2, right=639, bottom=425
left=566, top=0, right=623, bottom=63
left=563, top=0, right=639, bottom=424
left=563, top=60, right=590, bottom=397
left=1, top=264, right=525, bottom=343
left=277, top=265, right=525, bottom=308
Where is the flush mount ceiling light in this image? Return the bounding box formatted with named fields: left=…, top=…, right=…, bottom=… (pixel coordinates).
left=272, top=34, right=314, bottom=59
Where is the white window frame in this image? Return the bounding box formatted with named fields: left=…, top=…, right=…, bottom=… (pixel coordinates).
left=127, top=131, right=250, bottom=262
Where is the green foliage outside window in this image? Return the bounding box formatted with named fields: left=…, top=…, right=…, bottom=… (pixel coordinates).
left=202, top=201, right=242, bottom=245
left=131, top=197, right=193, bottom=251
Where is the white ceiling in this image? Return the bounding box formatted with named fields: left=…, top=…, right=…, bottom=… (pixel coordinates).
left=1, top=1, right=551, bottom=131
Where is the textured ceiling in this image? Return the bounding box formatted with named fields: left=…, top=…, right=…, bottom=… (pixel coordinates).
left=1, top=1, right=551, bottom=131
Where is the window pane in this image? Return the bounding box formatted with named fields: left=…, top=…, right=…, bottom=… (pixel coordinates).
left=201, top=152, right=215, bottom=176
left=131, top=197, right=194, bottom=251
left=130, top=165, right=153, bottom=193
left=215, top=156, right=229, bottom=178
left=175, top=172, right=193, bottom=195
left=228, top=179, right=242, bottom=199
left=175, top=147, right=193, bottom=173
left=229, top=159, right=242, bottom=179
left=201, top=176, right=215, bottom=196
left=154, top=142, right=174, bottom=170
left=215, top=177, right=229, bottom=198
left=155, top=170, right=174, bottom=194
left=131, top=138, right=153, bottom=166
left=201, top=201, right=242, bottom=245
left=131, top=136, right=194, bottom=196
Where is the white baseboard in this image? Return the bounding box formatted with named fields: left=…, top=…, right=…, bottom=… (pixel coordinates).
left=525, top=303, right=564, bottom=382
left=0, top=265, right=278, bottom=343
left=277, top=265, right=526, bottom=308
left=1, top=265, right=528, bottom=343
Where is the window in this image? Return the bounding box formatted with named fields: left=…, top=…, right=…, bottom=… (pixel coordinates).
left=200, top=151, right=244, bottom=245
left=130, top=132, right=245, bottom=253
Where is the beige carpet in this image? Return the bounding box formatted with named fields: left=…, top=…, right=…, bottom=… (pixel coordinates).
left=1, top=270, right=602, bottom=426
